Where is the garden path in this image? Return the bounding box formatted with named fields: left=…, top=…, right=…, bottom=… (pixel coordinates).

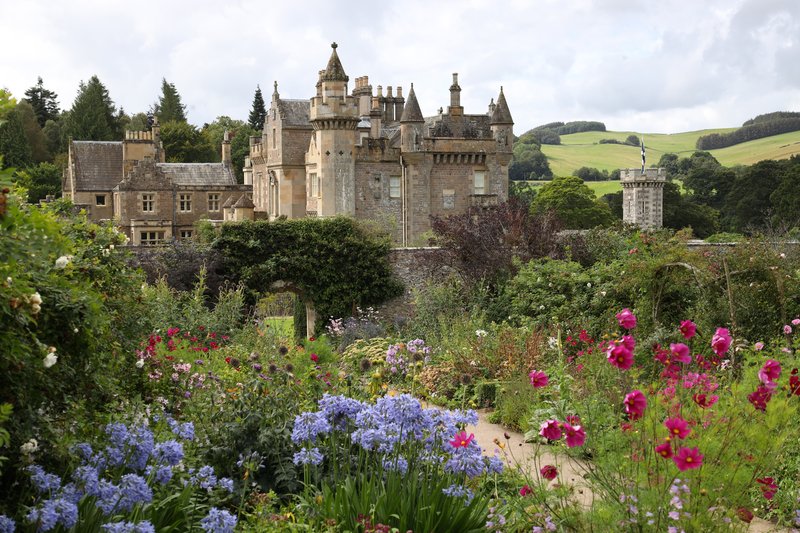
left=466, top=410, right=786, bottom=533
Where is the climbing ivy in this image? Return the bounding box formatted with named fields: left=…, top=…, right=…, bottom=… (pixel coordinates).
left=213, top=217, right=403, bottom=335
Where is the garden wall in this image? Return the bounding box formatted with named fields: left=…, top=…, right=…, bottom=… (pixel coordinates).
left=380, top=247, right=455, bottom=323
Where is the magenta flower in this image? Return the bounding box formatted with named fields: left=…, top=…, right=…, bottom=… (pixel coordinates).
left=562, top=423, right=586, bottom=448
left=793, top=318, right=800, bottom=326
left=655, top=441, right=673, bottom=459
left=607, top=342, right=634, bottom=370
left=692, top=393, right=718, bottom=409
left=529, top=370, right=549, bottom=388
left=758, top=360, right=782, bottom=385
left=669, top=343, right=692, bottom=364
left=519, top=484, right=532, bottom=496
left=616, top=308, right=637, bottom=329
left=748, top=385, right=773, bottom=412
left=540, top=464, right=558, bottom=480
left=711, top=328, right=732, bottom=356
left=783, top=325, right=793, bottom=335
left=673, top=447, right=703, bottom=471
left=754, top=342, right=765, bottom=351
left=664, top=417, right=691, bottom=440
left=449, top=431, right=475, bottom=449
left=756, top=477, right=778, bottom=500
left=679, top=320, right=697, bottom=339
left=623, top=390, right=647, bottom=421
left=539, top=419, right=562, bottom=441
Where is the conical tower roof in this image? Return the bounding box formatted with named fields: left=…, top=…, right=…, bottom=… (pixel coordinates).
left=490, top=86, right=514, bottom=125
left=400, top=83, right=424, bottom=123
left=321, top=42, right=349, bottom=82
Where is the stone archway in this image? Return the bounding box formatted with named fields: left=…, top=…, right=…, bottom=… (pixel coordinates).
left=269, top=280, right=316, bottom=339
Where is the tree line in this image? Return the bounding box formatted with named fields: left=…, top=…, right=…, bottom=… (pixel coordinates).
left=696, top=112, right=800, bottom=150
left=0, top=76, right=269, bottom=202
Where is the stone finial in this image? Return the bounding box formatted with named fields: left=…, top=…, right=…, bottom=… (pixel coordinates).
left=273, top=80, right=279, bottom=99
left=321, top=41, right=348, bottom=82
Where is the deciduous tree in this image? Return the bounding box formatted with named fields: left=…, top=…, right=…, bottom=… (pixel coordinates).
left=530, top=175, right=613, bottom=229
left=0, top=108, right=32, bottom=168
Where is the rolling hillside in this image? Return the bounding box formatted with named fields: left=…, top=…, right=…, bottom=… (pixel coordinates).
left=539, top=128, right=800, bottom=177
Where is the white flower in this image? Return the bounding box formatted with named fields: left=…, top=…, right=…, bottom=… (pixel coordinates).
left=475, top=329, right=488, bottom=338
left=109, top=244, right=115, bottom=250
left=586, top=282, right=592, bottom=288
left=73, top=328, right=79, bottom=333
left=29, top=292, right=42, bottom=305
left=20, top=438, right=39, bottom=455
left=539, top=305, right=545, bottom=310
left=54, top=255, right=73, bottom=269
left=43, top=347, right=58, bottom=368
left=600, top=290, right=607, bottom=297
left=548, top=337, right=559, bottom=349
left=135, top=359, right=145, bottom=368
left=102, top=248, right=110, bottom=257
left=5, top=277, right=11, bottom=285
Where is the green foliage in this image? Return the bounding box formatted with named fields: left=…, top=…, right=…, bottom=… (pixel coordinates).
left=0, top=403, right=11, bottom=475
left=572, top=166, right=611, bottom=181
left=15, top=100, right=50, bottom=163
left=63, top=75, right=122, bottom=141
left=154, top=78, right=187, bottom=123
left=213, top=217, right=403, bottom=336
left=510, top=143, right=552, bottom=180
left=160, top=120, right=216, bottom=163
left=13, top=162, right=62, bottom=203
left=530, top=175, right=614, bottom=229
left=0, top=88, right=17, bottom=119
left=41, top=118, right=64, bottom=156
left=624, top=134, right=640, bottom=146
left=697, top=115, right=800, bottom=149
left=0, top=108, right=32, bottom=169
left=248, top=85, right=266, bottom=131
left=23, top=77, right=60, bottom=127
left=125, top=111, right=151, bottom=131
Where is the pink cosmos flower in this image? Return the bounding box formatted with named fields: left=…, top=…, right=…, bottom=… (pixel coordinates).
left=623, top=390, right=647, bottom=421
left=562, top=423, right=586, bottom=448
left=529, top=370, right=549, bottom=388
left=310, top=353, right=319, bottom=363
left=519, top=484, right=532, bottom=496
left=783, top=325, right=793, bottom=335
left=621, top=334, right=636, bottom=350
left=539, top=419, right=562, bottom=441
left=616, top=308, right=637, bottom=329
left=758, top=359, right=781, bottom=385
left=792, top=318, right=800, bottom=326
left=754, top=342, right=765, bottom=351
left=540, top=465, right=558, bottom=480
left=692, top=393, right=718, bottom=409
left=449, top=431, right=475, bottom=449
left=679, top=320, right=697, bottom=339
left=664, top=417, right=691, bottom=439
left=673, top=447, right=703, bottom=471
left=756, top=477, right=778, bottom=500
left=655, top=441, right=673, bottom=459
left=669, top=343, right=692, bottom=364
left=711, top=328, right=732, bottom=356
left=565, top=414, right=581, bottom=426
left=748, top=385, right=773, bottom=411
left=607, top=342, right=634, bottom=370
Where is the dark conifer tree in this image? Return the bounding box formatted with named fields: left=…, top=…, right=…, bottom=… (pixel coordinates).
left=248, top=85, right=266, bottom=131
left=154, top=78, right=187, bottom=123
left=23, top=77, right=60, bottom=127
left=63, top=75, right=120, bottom=141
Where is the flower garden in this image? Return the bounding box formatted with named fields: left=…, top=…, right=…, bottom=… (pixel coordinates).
left=1, top=188, right=800, bottom=532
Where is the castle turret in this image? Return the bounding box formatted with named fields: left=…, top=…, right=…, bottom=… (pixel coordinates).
left=400, top=83, right=424, bottom=151
left=621, top=167, right=666, bottom=229
left=449, top=73, right=463, bottom=116
left=221, top=130, right=232, bottom=164
left=490, top=86, right=514, bottom=151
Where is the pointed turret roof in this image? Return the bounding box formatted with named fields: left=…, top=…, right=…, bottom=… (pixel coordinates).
left=321, top=42, right=349, bottom=82
left=233, top=194, right=255, bottom=209
left=490, top=86, right=513, bottom=125
left=400, top=83, right=424, bottom=123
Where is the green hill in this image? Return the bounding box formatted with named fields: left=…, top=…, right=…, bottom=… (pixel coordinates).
left=539, top=128, right=800, bottom=177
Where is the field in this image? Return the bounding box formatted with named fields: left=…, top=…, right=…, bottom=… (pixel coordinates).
left=540, top=128, right=800, bottom=177
left=523, top=179, right=622, bottom=197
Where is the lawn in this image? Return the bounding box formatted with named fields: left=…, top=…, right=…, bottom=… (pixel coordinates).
left=523, top=179, right=622, bottom=197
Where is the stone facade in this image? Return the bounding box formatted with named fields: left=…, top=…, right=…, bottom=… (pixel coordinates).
left=63, top=124, right=253, bottom=245
left=246, top=43, right=514, bottom=245
left=621, top=168, right=666, bottom=229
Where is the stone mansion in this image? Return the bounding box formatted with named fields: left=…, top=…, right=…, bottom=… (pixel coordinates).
left=62, top=43, right=514, bottom=245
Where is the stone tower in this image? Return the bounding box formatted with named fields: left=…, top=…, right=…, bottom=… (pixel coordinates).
left=620, top=168, right=666, bottom=229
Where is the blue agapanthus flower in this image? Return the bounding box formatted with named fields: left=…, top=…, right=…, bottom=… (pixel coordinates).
left=0, top=515, right=15, bottom=533
left=199, top=507, right=237, bottom=533
left=291, top=411, right=331, bottom=444
left=442, top=483, right=474, bottom=505
left=153, top=440, right=184, bottom=466
left=292, top=447, right=324, bottom=466
left=444, top=443, right=486, bottom=478
left=101, top=520, right=156, bottom=533
left=26, top=465, right=62, bottom=494
left=26, top=497, right=78, bottom=531
left=191, top=465, right=218, bottom=490
left=116, top=474, right=152, bottom=512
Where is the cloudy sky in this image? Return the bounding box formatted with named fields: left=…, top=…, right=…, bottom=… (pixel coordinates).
left=2, top=0, right=798, bottom=134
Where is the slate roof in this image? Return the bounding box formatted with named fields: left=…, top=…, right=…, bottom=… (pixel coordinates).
left=158, top=163, right=236, bottom=186
left=400, top=84, right=424, bottom=123
left=277, top=99, right=311, bottom=127
left=71, top=141, right=123, bottom=191
left=233, top=194, right=255, bottom=208
left=490, top=87, right=514, bottom=125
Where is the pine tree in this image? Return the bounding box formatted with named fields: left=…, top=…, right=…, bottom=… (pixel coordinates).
left=248, top=85, right=266, bottom=131
left=23, top=77, right=60, bottom=127
left=154, top=79, right=187, bottom=123
left=63, top=76, right=120, bottom=141
left=0, top=108, right=33, bottom=169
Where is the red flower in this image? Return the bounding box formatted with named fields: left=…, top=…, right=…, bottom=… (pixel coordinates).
left=529, top=370, right=549, bottom=388
left=167, top=327, right=180, bottom=337
left=225, top=356, right=231, bottom=364
left=669, top=343, right=692, bottom=364
left=616, top=308, right=637, bottom=329
left=607, top=341, right=634, bottom=370
left=519, top=484, right=532, bottom=496
left=309, top=337, right=316, bottom=341
left=756, top=477, right=778, bottom=500
left=711, top=327, right=732, bottom=356
left=449, top=431, right=475, bottom=448
left=664, top=417, right=691, bottom=439
left=736, top=507, right=754, bottom=523
left=790, top=374, right=800, bottom=396
left=673, top=446, right=703, bottom=471
left=310, top=353, right=319, bottom=363
left=758, top=359, right=781, bottom=385
left=623, top=390, right=647, bottom=421
left=540, top=465, right=558, bottom=480
left=679, top=320, right=697, bottom=339
left=539, top=419, right=562, bottom=441
left=655, top=441, right=673, bottom=459
left=562, top=423, right=586, bottom=448
left=748, top=385, right=773, bottom=411
left=692, top=393, right=718, bottom=409
left=565, top=414, right=581, bottom=426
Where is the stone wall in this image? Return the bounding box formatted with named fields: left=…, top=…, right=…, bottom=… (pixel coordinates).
left=378, top=247, right=455, bottom=323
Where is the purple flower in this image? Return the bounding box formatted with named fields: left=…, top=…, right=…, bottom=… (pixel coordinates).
left=291, top=412, right=331, bottom=444
left=292, top=447, right=324, bottom=466
left=444, top=443, right=486, bottom=478
left=71, top=465, right=100, bottom=498
left=146, top=465, right=173, bottom=485
left=382, top=456, right=409, bottom=475
left=485, top=453, right=504, bottom=474
left=199, top=507, right=237, bottom=533
left=0, top=515, right=15, bottom=533
left=101, top=521, right=156, bottom=533
left=116, top=474, right=152, bottom=512
left=27, top=465, right=62, bottom=494
left=217, top=477, right=234, bottom=493
left=318, top=394, right=364, bottom=429
left=27, top=498, right=78, bottom=531
left=442, top=483, right=474, bottom=504
left=95, top=479, right=120, bottom=515
left=191, top=465, right=218, bottom=490
left=154, top=440, right=184, bottom=466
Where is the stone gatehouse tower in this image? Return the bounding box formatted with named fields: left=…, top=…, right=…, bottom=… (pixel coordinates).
left=246, top=42, right=514, bottom=245
left=620, top=168, right=666, bottom=229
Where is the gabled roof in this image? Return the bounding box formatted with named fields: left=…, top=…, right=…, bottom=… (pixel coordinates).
left=490, top=87, right=513, bottom=125
left=70, top=141, right=123, bottom=191
left=400, top=83, right=424, bottom=123
left=321, top=42, right=349, bottom=82
left=277, top=99, right=311, bottom=127
left=158, top=163, right=236, bottom=187
left=233, top=194, right=255, bottom=209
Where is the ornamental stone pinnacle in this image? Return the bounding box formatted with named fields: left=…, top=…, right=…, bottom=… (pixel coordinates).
left=321, top=42, right=349, bottom=82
